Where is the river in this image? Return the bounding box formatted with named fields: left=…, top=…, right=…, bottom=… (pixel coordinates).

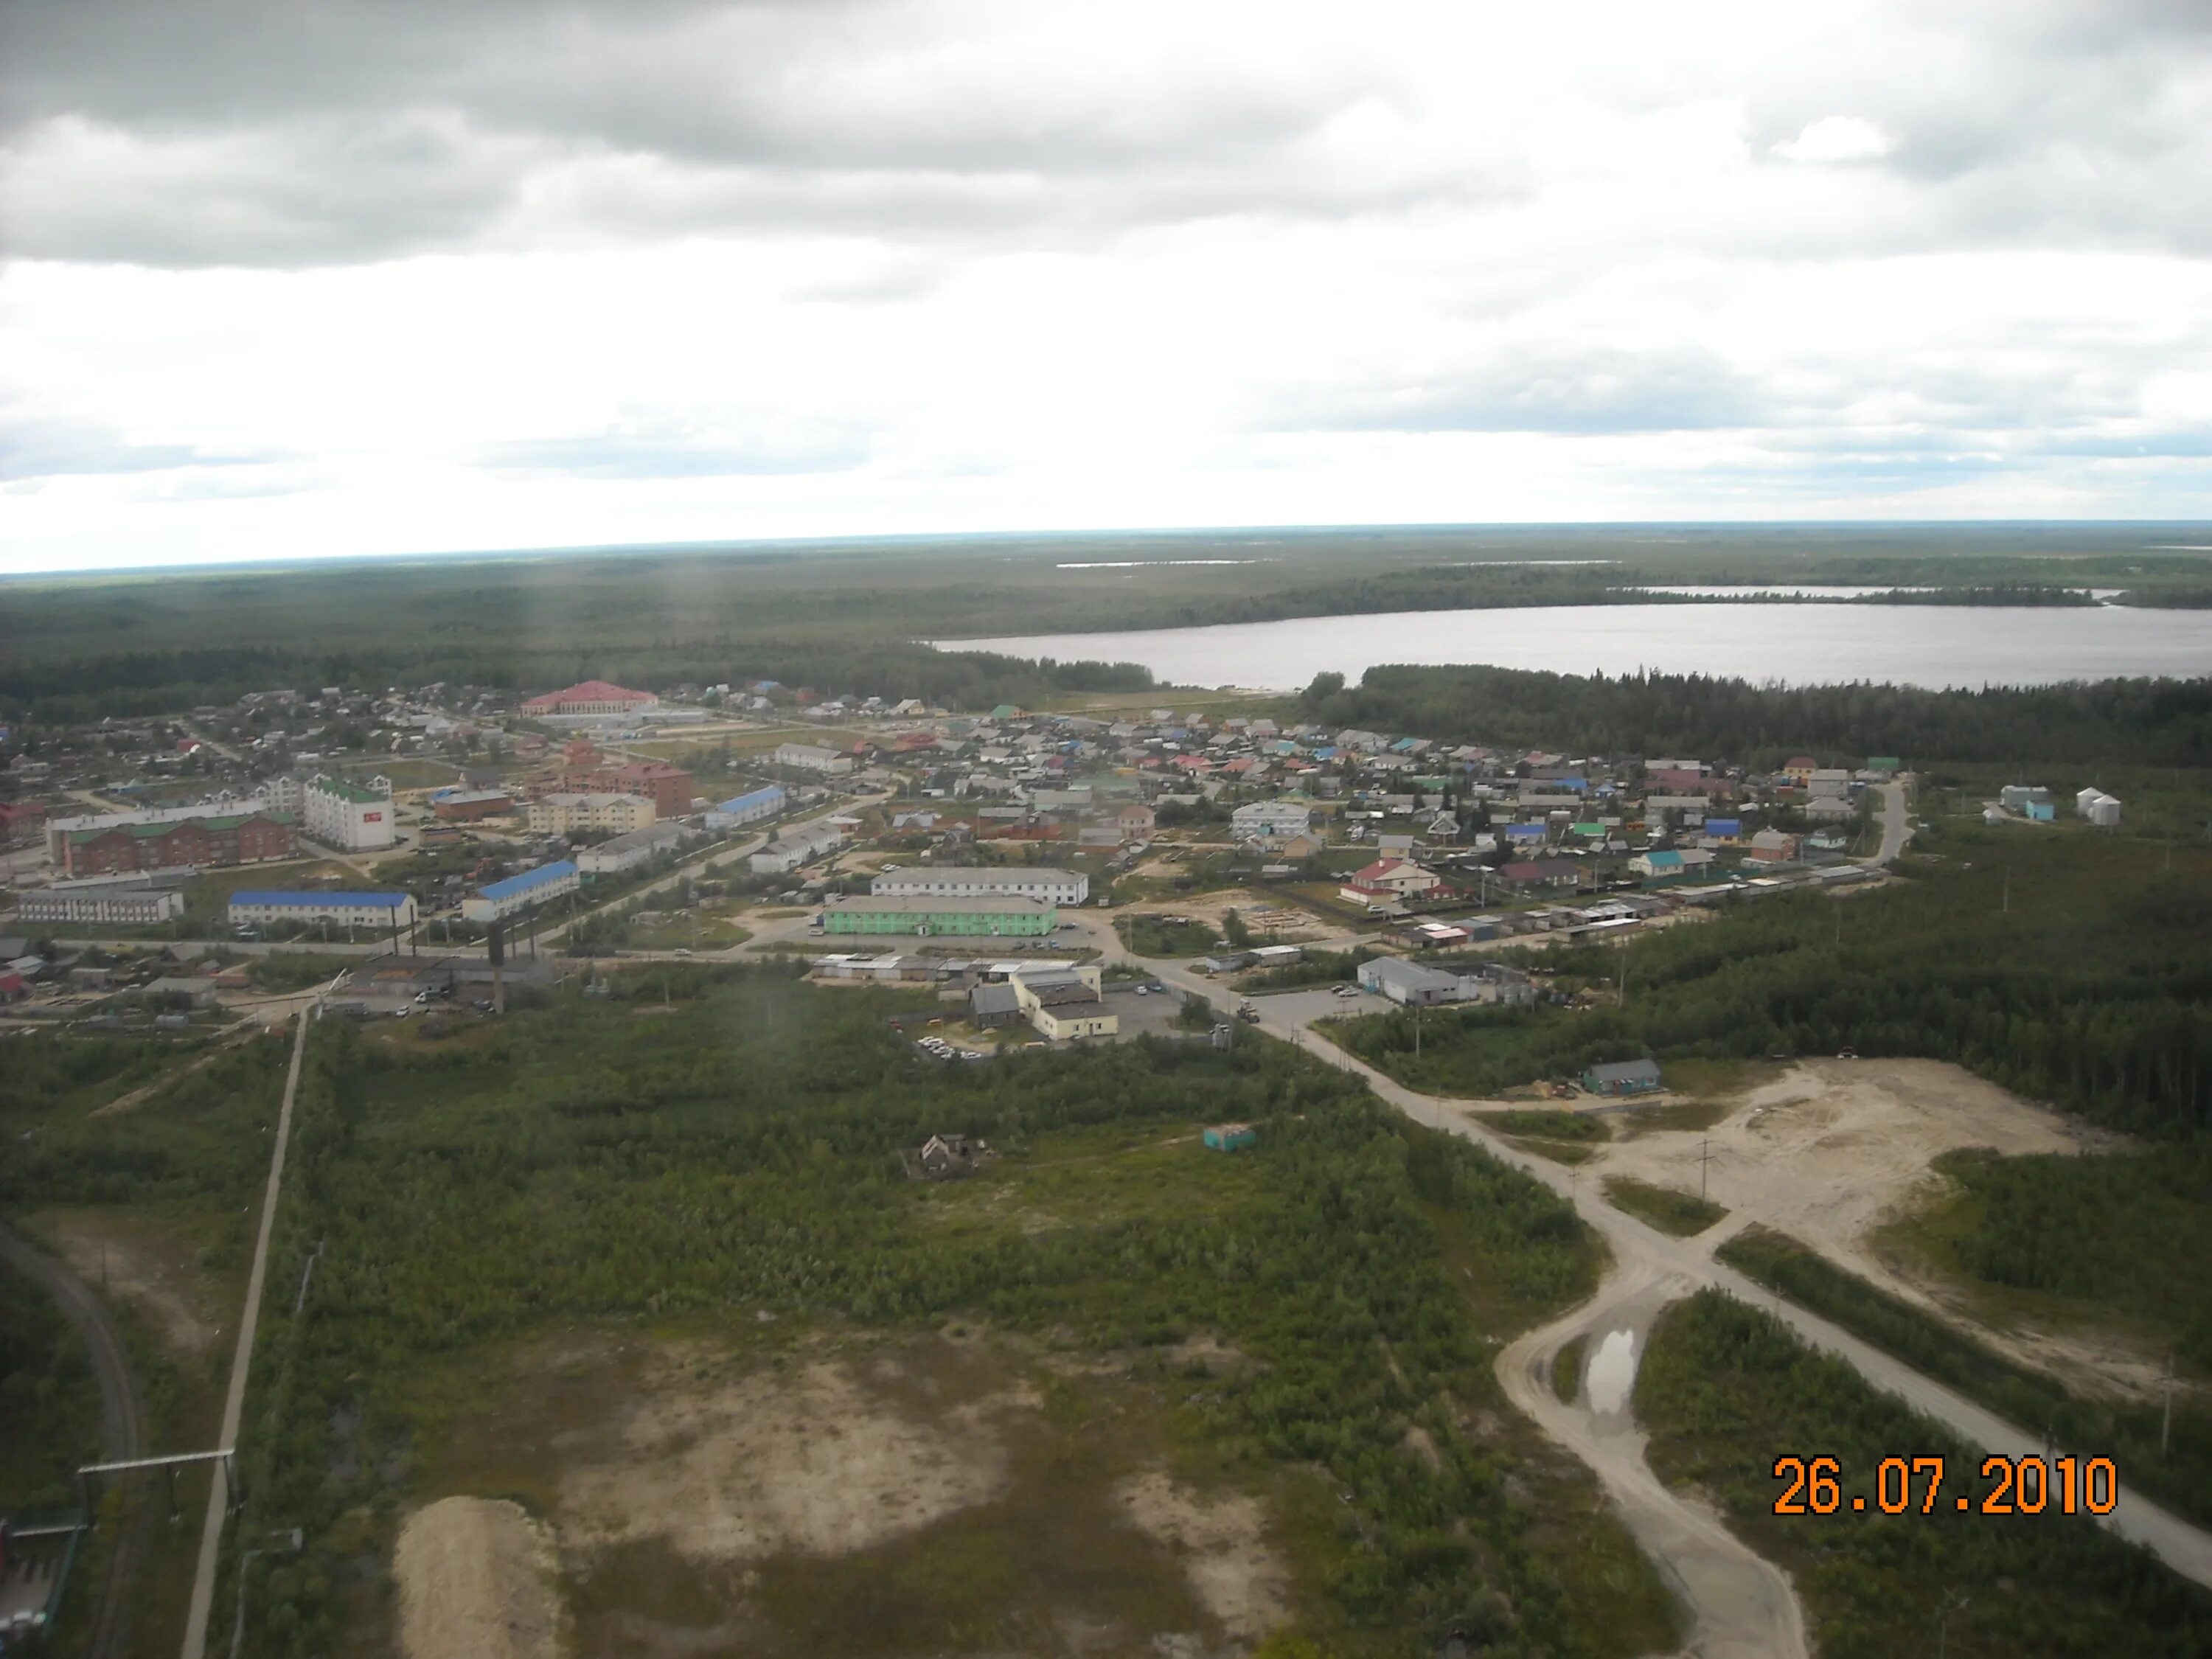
left=945, top=601, right=2212, bottom=691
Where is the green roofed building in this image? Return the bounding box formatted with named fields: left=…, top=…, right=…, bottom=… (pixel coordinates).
left=821, top=895, right=1057, bottom=936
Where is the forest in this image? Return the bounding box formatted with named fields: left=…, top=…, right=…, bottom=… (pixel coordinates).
left=1329, top=825, right=2212, bottom=1141
left=1302, top=663, right=2212, bottom=768
left=0, top=1256, right=102, bottom=1516
left=1636, top=1290, right=2212, bottom=1658
left=161, top=967, right=1686, bottom=1657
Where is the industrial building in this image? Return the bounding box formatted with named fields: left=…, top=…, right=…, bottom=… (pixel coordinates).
left=1583, top=1059, right=1664, bottom=1096
left=228, top=890, right=418, bottom=931
left=576, top=822, right=698, bottom=875
left=773, top=742, right=854, bottom=774
left=705, top=785, right=787, bottom=831
left=819, top=895, right=1057, bottom=937
left=1357, top=957, right=1473, bottom=1005
left=871, top=865, right=1089, bottom=905
left=1012, top=967, right=1118, bottom=1040
left=302, top=775, right=396, bottom=852
left=521, top=680, right=658, bottom=717
left=529, top=792, right=655, bottom=836
left=462, top=860, right=580, bottom=922
left=430, top=787, right=516, bottom=821
left=16, top=878, right=186, bottom=927
left=57, top=808, right=296, bottom=877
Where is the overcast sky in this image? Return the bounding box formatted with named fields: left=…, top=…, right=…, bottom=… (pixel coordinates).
left=4, top=0, right=2211, bottom=573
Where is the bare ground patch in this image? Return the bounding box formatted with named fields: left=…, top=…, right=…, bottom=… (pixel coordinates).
left=394, top=1496, right=564, bottom=1659
left=1116, top=1470, right=1290, bottom=1646
left=36, top=1208, right=223, bottom=1357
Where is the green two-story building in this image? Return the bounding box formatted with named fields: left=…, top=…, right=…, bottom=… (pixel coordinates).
left=820, top=895, right=1059, bottom=937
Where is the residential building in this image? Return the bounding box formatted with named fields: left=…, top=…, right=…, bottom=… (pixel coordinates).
left=819, top=896, right=1057, bottom=937
left=1338, top=858, right=1445, bottom=907
left=1701, top=818, right=1743, bottom=845
left=1781, top=756, right=1818, bottom=789
left=704, top=785, right=787, bottom=831
left=60, top=810, right=296, bottom=877
left=773, top=742, right=854, bottom=774
left=1632, top=847, right=1717, bottom=882
left=302, top=774, right=396, bottom=852
left=1229, top=801, right=1312, bottom=840
left=0, top=800, right=48, bottom=847
left=462, top=860, right=580, bottom=922
left=576, top=822, right=698, bottom=875
left=521, top=679, right=658, bottom=717
left=228, top=890, right=418, bottom=931
left=750, top=821, right=845, bottom=875
left=1116, top=804, right=1156, bottom=838
left=17, top=880, right=187, bottom=928
left=1495, top=858, right=1582, bottom=893
left=872, top=866, right=1089, bottom=905
left=529, top=793, right=656, bottom=836
left=1744, top=829, right=1801, bottom=863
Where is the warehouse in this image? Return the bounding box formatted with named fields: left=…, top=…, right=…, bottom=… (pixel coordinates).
left=820, top=895, right=1057, bottom=937
left=1356, top=957, right=1472, bottom=1006
left=302, top=775, right=396, bottom=852
left=229, top=889, right=418, bottom=930
left=704, top=784, right=787, bottom=830
left=462, top=860, right=580, bottom=922
left=17, top=879, right=186, bottom=927
left=871, top=866, right=1089, bottom=905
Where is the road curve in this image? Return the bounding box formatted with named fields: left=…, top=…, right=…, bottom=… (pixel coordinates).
left=0, top=1222, right=148, bottom=1659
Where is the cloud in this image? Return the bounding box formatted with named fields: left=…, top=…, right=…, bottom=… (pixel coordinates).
left=0, top=417, right=282, bottom=481
left=481, top=420, right=872, bottom=479
left=1772, top=116, right=1893, bottom=164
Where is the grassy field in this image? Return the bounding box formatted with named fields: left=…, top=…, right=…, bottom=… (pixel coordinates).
left=1475, top=1109, right=1610, bottom=1167
left=189, top=968, right=1690, bottom=1656
left=1637, top=1290, right=2212, bottom=1658
left=1601, top=1176, right=1726, bottom=1237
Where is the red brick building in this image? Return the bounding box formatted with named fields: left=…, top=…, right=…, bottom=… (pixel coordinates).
left=63, top=811, right=296, bottom=877
left=0, top=800, right=47, bottom=847
left=540, top=741, right=692, bottom=818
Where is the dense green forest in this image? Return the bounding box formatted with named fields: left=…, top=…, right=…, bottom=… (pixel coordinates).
left=1718, top=1225, right=2211, bottom=1526
left=1304, top=664, right=2212, bottom=767
left=159, top=968, right=1680, bottom=1656
left=0, top=1256, right=102, bottom=1515
left=1329, top=826, right=2212, bottom=1140
left=1637, top=1290, right=2212, bottom=1658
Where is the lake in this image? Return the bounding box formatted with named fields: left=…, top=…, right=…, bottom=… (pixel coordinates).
left=945, top=602, right=2212, bottom=691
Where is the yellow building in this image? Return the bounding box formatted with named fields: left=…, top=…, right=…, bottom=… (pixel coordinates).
left=526, top=791, right=656, bottom=836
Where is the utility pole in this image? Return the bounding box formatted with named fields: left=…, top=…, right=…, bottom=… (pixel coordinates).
left=1700, top=1137, right=1711, bottom=1203
left=2003, top=868, right=2010, bottom=914
left=2166, top=1350, right=2176, bottom=1458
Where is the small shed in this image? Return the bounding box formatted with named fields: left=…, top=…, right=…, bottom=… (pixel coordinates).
left=1203, top=1122, right=1257, bottom=1152
left=968, top=982, right=1024, bottom=1028
left=1582, top=1059, right=1663, bottom=1096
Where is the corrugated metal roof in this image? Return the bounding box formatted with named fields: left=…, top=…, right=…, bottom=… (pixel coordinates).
left=230, top=890, right=408, bottom=908
left=478, top=860, right=577, bottom=900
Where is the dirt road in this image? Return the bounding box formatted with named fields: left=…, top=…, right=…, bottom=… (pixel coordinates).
left=0, top=1222, right=148, bottom=1659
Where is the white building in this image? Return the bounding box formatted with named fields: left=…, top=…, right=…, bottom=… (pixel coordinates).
left=528, top=792, right=656, bottom=836
left=751, top=821, right=846, bottom=875
left=576, top=822, right=698, bottom=875
left=703, top=785, right=787, bottom=831
left=872, top=866, right=1090, bottom=905
left=229, top=889, right=418, bottom=931
left=1230, top=801, right=1312, bottom=840
left=773, top=743, right=854, bottom=774
left=302, top=775, right=397, bottom=852
left=18, top=880, right=186, bottom=927
left=462, top=860, right=580, bottom=922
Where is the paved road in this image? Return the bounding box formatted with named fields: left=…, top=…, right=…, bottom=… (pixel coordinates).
left=1865, top=777, right=1914, bottom=865
left=178, top=993, right=319, bottom=1659
left=0, top=1222, right=147, bottom=1659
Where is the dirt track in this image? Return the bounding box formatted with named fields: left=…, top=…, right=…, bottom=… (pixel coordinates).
left=394, top=1498, right=563, bottom=1659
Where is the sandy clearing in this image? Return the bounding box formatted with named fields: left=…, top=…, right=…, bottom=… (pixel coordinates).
left=394, top=1497, right=563, bottom=1659
left=558, top=1355, right=1029, bottom=1565
left=1590, top=1058, right=2169, bottom=1402
left=43, top=1214, right=220, bottom=1357
left=1116, top=1470, right=1290, bottom=1646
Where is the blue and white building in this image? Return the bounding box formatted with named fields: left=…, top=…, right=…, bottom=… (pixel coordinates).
left=705, top=785, right=787, bottom=832
left=229, top=890, right=417, bottom=930
left=462, top=860, right=580, bottom=922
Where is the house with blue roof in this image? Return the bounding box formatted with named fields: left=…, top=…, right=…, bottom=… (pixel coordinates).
left=705, top=785, right=787, bottom=831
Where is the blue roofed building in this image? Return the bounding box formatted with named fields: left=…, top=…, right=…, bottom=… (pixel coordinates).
left=462, top=860, right=580, bottom=922
left=705, top=784, right=787, bottom=832
left=229, top=890, right=418, bottom=929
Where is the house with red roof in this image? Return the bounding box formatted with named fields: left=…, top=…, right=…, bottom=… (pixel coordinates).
left=521, top=680, right=658, bottom=717
left=1338, top=857, right=1445, bottom=907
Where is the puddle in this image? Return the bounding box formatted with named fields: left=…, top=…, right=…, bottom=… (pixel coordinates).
left=1585, top=1329, right=1638, bottom=1416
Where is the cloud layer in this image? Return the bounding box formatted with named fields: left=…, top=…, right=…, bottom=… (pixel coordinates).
left=4, top=0, right=2211, bottom=568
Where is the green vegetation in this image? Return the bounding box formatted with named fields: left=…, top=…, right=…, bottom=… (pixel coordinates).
left=1332, top=827, right=2212, bottom=1141
left=1718, top=1225, right=2212, bottom=1528
left=1637, top=1290, right=2212, bottom=1658
left=212, top=969, right=1680, bottom=1655
left=1242, top=945, right=1378, bottom=991
left=1551, top=1335, right=1586, bottom=1405
left=245, top=953, right=361, bottom=992
left=1307, top=662, right=2212, bottom=767
left=1475, top=1111, right=1610, bottom=1168
left=1601, top=1177, right=1726, bottom=1238
left=1900, top=1147, right=2212, bottom=1368
left=1116, top=912, right=1221, bottom=957
left=0, top=1255, right=102, bottom=1513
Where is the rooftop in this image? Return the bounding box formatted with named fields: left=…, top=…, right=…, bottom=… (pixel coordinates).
left=478, top=860, right=579, bottom=900
left=230, top=889, right=409, bottom=908
left=824, top=894, right=1054, bottom=914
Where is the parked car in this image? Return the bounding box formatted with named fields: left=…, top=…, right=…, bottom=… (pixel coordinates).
left=1332, top=984, right=1359, bottom=998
